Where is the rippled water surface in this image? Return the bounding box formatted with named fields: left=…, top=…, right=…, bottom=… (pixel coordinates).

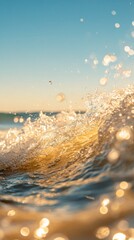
left=0, top=87, right=134, bottom=240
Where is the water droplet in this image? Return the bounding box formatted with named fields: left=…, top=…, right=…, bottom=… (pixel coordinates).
left=49, top=80, right=52, bottom=85
left=116, top=127, right=132, bottom=140
left=96, top=226, right=110, bottom=239
left=115, top=23, right=120, bottom=28
left=111, top=10, right=116, bottom=16
left=102, top=198, right=110, bottom=206
left=34, top=227, right=48, bottom=239
left=56, top=93, right=65, bottom=102
left=120, top=181, right=129, bottom=190
left=99, top=206, right=108, bottom=215
left=20, top=227, right=30, bottom=237
left=19, top=117, right=24, bottom=123
left=93, top=58, right=99, bottom=66
left=116, top=189, right=124, bottom=198
left=14, top=117, right=19, bottom=123
left=122, top=69, right=131, bottom=78
left=102, top=54, right=117, bottom=66
left=99, top=77, right=108, bottom=86
left=128, top=49, right=134, bottom=56
left=80, top=18, right=84, bottom=22
left=107, top=149, right=119, bottom=163
left=84, top=58, right=88, bottom=63
left=124, top=45, right=134, bottom=56
left=124, top=46, right=131, bottom=52
left=40, top=218, right=50, bottom=228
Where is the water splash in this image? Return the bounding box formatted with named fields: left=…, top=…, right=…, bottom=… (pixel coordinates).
left=0, top=86, right=134, bottom=240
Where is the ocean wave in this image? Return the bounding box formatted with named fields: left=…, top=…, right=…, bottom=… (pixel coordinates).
left=0, top=86, right=133, bottom=173
left=0, top=86, right=134, bottom=240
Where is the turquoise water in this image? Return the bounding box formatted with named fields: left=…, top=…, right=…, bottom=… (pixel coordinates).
left=0, top=88, right=134, bottom=240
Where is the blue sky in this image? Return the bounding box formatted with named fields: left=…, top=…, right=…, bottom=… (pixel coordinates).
left=0, top=0, right=134, bottom=111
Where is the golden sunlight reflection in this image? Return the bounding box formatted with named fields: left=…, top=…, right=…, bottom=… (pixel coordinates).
left=7, top=209, right=16, bottom=217
left=112, top=232, right=126, bottom=240
left=102, top=198, right=110, bottom=206
left=116, top=127, right=131, bottom=141
left=14, top=116, right=24, bottom=123
left=124, top=46, right=134, bottom=56
left=0, top=0, right=133, bottom=238
left=34, top=217, right=50, bottom=239
left=120, top=181, right=129, bottom=190
left=53, top=237, right=69, bottom=240
left=20, top=227, right=30, bottom=237
left=99, top=206, right=108, bottom=215
left=128, top=49, right=134, bottom=56
left=56, top=93, right=65, bottom=102
left=14, top=117, right=19, bottom=123
left=19, top=117, right=24, bottom=123
left=122, top=70, right=132, bottom=78
left=116, top=189, right=124, bottom=198
left=107, top=149, right=119, bottom=163
left=99, top=77, right=108, bottom=86
left=96, top=226, right=110, bottom=239
left=102, top=54, right=117, bottom=66
left=39, top=218, right=50, bottom=228
left=99, top=198, right=110, bottom=215
left=34, top=227, right=48, bottom=239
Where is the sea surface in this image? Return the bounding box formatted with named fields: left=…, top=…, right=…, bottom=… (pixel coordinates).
left=0, top=86, right=134, bottom=240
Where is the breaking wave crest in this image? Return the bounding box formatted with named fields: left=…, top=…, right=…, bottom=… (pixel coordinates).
left=0, top=86, right=133, bottom=172
left=0, top=86, right=134, bottom=240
